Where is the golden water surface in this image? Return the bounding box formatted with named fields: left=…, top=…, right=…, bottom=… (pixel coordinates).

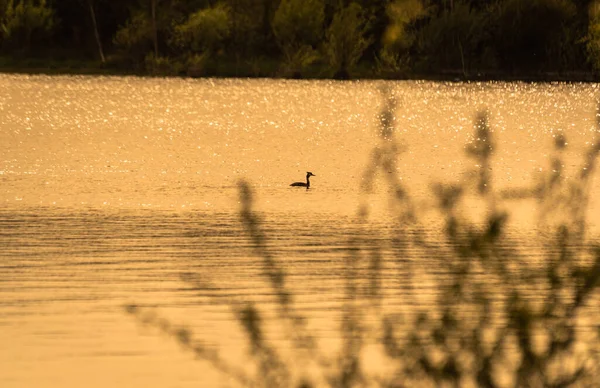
left=1, top=75, right=600, bottom=387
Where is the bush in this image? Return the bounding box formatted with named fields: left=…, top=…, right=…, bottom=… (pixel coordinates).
left=127, top=87, right=600, bottom=387
left=278, top=45, right=320, bottom=78
left=185, top=53, right=208, bottom=77
left=144, top=53, right=181, bottom=76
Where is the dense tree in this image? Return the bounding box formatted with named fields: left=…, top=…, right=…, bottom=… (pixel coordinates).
left=0, top=0, right=598, bottom=78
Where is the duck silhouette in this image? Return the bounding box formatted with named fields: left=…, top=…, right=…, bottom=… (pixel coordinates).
left=290, top=172, right=315, bottom=189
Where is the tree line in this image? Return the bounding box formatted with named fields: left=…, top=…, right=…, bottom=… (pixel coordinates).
left=2, top=0, right=600, bottom=79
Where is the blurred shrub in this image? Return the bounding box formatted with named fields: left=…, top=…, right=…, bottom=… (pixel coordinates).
left=127, top=86, right=600, bottom=387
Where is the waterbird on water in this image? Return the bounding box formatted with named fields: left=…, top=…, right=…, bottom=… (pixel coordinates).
left=290, top=172, right=316, bottom=188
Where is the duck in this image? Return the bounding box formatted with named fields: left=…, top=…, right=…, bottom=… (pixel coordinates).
left=290, top=172, right=315, bottom=188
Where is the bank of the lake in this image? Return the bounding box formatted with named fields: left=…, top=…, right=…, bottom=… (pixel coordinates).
left=1, top=56, right=598, bottom=83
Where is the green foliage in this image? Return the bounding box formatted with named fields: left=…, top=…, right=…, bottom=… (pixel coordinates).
left=171, top=3, right=230, bottom=55
left=1, top=0, right=599, bottom=78
left=377, top=0, right=429, bottom=75
left=271, top=0, right=324, bottom=77
left=416, top=1, right=489, bottom=74
left=489, top=0, right=577, bottom=72
left=277, top=44, right=320, bottom=78
left=324, top=2, right=372, bottom=79
left=113, top=0, right=183, bottom=65
left=184, top=52, right=208, bottom=77
left=144, top=52, right=181, bottom=76
left=375, top=46, right=410, bottom=76
left=0, top=0, right=55, bottom=52
left=272, top=0, right=324, bottom=49
left=587, top=1, right=600, bottom=72
left=222, top=0, right=275, bottom=58
left=382, top=0, right=429, bottom=50
left=113, top=11, right=153, bottom=63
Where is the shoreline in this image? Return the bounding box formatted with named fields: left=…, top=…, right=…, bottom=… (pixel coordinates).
left=1, top=60, right=597, bottom=83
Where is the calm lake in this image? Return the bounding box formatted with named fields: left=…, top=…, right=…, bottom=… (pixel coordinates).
left=2, top=74, right=600, bottom=387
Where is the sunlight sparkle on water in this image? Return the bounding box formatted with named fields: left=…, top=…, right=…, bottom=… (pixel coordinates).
left=0, top=75, right=599, bottom=215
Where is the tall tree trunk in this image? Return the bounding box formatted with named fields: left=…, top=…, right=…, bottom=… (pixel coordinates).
left=231, top=0, right=239, bottom=75
left=458, top=38, right=466, bottom=78
left=151, top=0, right=159, bottom=57
left=87, top=0, right=105, bottom=63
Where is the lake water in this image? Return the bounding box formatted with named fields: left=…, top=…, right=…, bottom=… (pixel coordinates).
left=2, top=74, right=600, bottom=387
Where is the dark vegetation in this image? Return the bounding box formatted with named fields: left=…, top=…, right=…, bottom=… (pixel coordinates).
left=3, top=0, right=600, bottom=79
left=126, top=87, right=600, bottom=387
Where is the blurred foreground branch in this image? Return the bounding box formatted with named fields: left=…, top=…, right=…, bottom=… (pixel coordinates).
left=126, top=86, right=600, bottom=388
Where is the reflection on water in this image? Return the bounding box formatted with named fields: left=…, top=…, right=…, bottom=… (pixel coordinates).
left=1, top=206, right=567, bottom=387
left=0, top=207, right=430, bottom=387
left=1, top=75, right=600, bottom=387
